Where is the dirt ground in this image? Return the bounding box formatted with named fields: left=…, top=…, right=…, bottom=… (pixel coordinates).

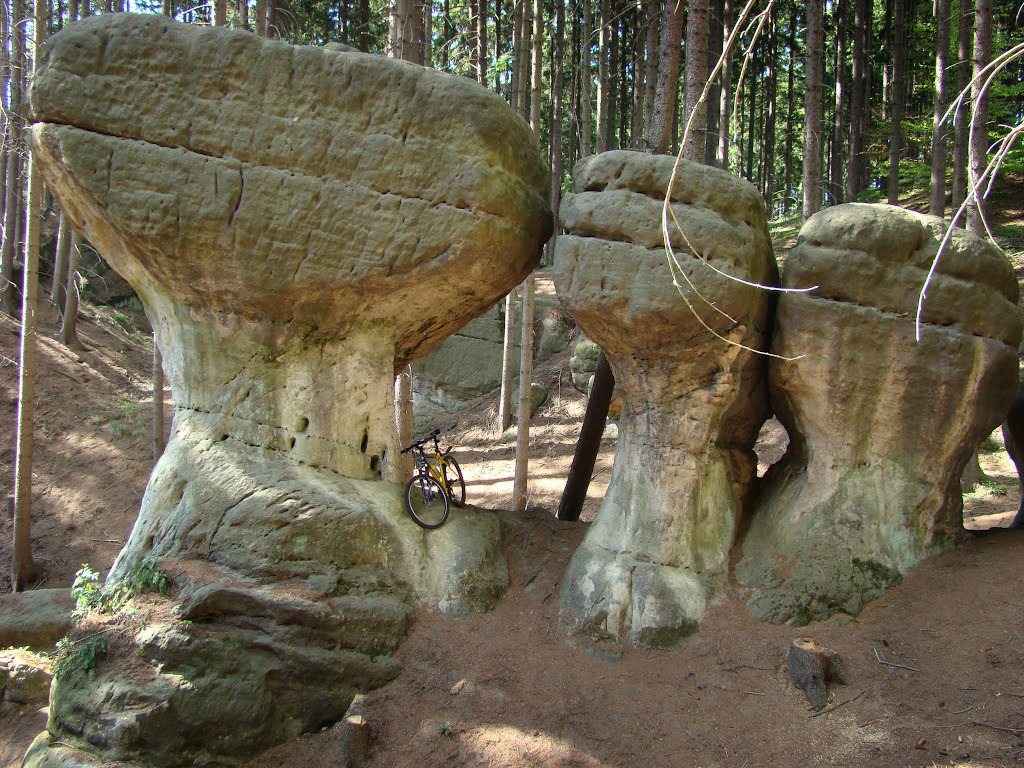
left=2, top=273, right=1024, bottom=768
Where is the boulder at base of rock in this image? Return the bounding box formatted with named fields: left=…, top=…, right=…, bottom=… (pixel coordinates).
left=0, top=589, right=72, bottom=650
left=736, top=203, right=1022, bottom=625
left=28, top=13, right=549, bottom=767
left=554, top=150, right=776, bottom=657
left=0, top=649, right=53, bottom=708
left=511, top=382, right=548, bottom=420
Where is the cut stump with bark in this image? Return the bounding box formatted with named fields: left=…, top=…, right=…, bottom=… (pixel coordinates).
left=787, top=638, right=845, bottom=710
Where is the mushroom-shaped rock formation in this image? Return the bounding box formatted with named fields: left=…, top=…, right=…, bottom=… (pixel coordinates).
left=553, top=151, right=777, bottom=657
left=28, top=13, right=550, bottom=767
left=737, top=203, right=1021, bottom=625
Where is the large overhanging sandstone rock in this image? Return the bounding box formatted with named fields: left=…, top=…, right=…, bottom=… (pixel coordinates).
left=554, top=150, right=777, bottom=657
left=28, top=13, right=550, bottom=767
left=736, top=203, right=1021, bottom=625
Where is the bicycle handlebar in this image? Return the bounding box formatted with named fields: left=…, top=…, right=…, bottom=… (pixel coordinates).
left=400, top=429, right=442, bottom=454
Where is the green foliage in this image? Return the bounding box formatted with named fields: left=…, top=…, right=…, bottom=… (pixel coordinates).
left=71, top=564, right=104, bottom=618
left=70, top=561, right=173, bottom=619
left=436, top=720, right=454, bottom=737
left=108, top=397, right=146, bottom=440
left=54, top=634, right=108, bottom=677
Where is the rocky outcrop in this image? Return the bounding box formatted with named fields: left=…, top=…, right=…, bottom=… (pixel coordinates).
left=737, top=204, right=1021, bottom=624
left=0, top=589, right=72, bottom=649
left=28, top=13, right=549, bottom=766
left=554, top=150, right=777, bottom=657
left=0, top=650, right=53, bottom=709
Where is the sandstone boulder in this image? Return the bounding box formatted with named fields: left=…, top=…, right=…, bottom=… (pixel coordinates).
left=0, top=589, right=72, bottom=649
left=29, top=13, right=548, bottom=766
left=554, top=150, right=777, bottom=656
left=737, top=203, right=1021, bottom=624
left=0, top=649, right=52, bottom=708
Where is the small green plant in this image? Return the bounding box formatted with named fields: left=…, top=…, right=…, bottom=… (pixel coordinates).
left=54, top=634, right=108, bottom=677
left=111, top=311, right=132, bottom=332
left=107, top=397, right=146, bottom=439
left=436, top=721, right=454, bottom=737
left=71, top=564, right=104, bottom=618
left=70, top=561, right=173, bottom=618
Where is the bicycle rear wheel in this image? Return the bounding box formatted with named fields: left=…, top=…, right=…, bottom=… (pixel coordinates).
left=442, top=456, right=466, bottom=507
left=404, top=474, right=450, bottom=529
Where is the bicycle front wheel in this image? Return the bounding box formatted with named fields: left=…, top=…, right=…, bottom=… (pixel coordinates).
left=442, top=456, right=466, bottom=507
left=404, top=474, right=450, bottom=529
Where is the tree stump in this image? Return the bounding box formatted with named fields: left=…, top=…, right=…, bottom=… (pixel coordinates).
left=787, top=638, right=844, bottom=709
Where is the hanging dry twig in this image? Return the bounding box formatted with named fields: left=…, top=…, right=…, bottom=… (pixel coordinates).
left=659, top=0, right=814, bottom=362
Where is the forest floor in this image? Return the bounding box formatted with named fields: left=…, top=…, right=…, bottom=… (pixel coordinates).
left=3, top=188, right=1024, bottom=768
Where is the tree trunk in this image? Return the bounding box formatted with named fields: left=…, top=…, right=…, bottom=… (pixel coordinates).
left=152, top=342, right=166, bottom=462
left=395, top=365, right=414, bottom=478
left=239, top=0, right=249, bottom=29
left=477, top=0, right=487, bottom=84
left=643, top=0, right=658, bottom=143
left=828, top=0, right=846, bottom=204
left=966, top=0, right=992, bottom=234
left=214, top=0, right=226, bottom=25
left=704, top=0, right=723, bottom=165
left=846, top=0, right=867, bottom=201
left=60, top=233, right=81, bottom=348
left=557, top=353, right=614, bottom=520
left=632, top=0, right=645, bottom=149
left=887, top=0, right=905, bottom=205
left=518, top=0, right=532, bottom=117
left=580, top=0, right=593, bottom=154
left=928, top=0, right=951, bottom=216
left=550, top=0, right=565, bottom=247
left=682, top=0, right=710, bottom=161
left=498, top=290, right=517, bottom=432
left=717, top=0, right=733, bottom=167
left=530, top=0, right=542, bottom=131
left=783, top=1, right=796, bottom=211
left=951, top=0, right=971, bottom=212
left=596, top=0, right=610, bottom=153
left=745, top=40, right=757, bottom=181
left=0, top=0, right=24, bottom=316
left=12, top=0, right=47, bottom=592
left=50, top=211, right=71, bottom=311
left=802, top=0, right=824, bottom=218
left=646, top=0, right=683, bottom=153
left=511, top=0, right=522, bottom=108
left=512, top=275, right=534, bottom=512
left=255, top=0, right=266, bottom=35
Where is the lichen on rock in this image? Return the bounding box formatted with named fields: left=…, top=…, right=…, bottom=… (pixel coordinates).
left=736, top=203, right=1022, bottom=625
left=27, top=12, right=550, bottom=766
left=553, top=150, right=777, bottom=656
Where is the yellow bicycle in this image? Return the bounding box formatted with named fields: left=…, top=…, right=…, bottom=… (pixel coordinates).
left=400, top=429, right=466, bottom=529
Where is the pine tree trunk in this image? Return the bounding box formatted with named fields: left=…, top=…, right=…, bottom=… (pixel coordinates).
left=214, top=0, right=226, bottom=25
left=60, top=234, right=81, bottom=347
left=255, top=0, right=266, bottom=35
left=846, top=0, right=867, bottom=201
left=468, top=0, right=480, bottom=78
left=395, top=365, right=414, bottom=478
left=12, top=0, right=48, bottom=592
left=647, top=0, right=683, bottom=153
left=580, top=0, right=592, bottom=154
left=631, top=0, right=645, bottom=149
left=682, top=0, right=710, bottom=161
left=359, top=0, right=370, bottom=50
left=0, top=0, right=24, bottom=316
left=951, top=0, right=971, bottom=212
left=802, top=0, right=824, bottom=218
left=511, top=0, right=522, bottom=107
left=783, top=1, right=796, bottom=212
left=717, top=0, right=733, bottom=167
left=557, top=353, right=614, bottom=521
left=928, top=0, right=951, bottom=216
left=596, top=0, right=609, bottom=152
left=745, top=41, right=758, bottom=181
left=530, top=0, right=542, bottom=129
left=512, top=275, right=534, bottom=512
left=477, top=0, right=487, bottom=84
left=550, top=0, right=565, bottom=242
left=498, top=290, right=517, bottom=432
left=763, top=15, right=777, bottom=210
left=643, top=0, right=658, bottom=142
left=828, top=0, right=846, bottom=204
left=886, top=0, right=905, bottom=205
left=518, top=0, right=532, bottom=117
left=50, top=211, right=71, bottom=311
left=704, top=0, right=723, bottom=165
left=966, top=0, right=991, bottom=234
left=239, top=0, right=249, bottom=29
